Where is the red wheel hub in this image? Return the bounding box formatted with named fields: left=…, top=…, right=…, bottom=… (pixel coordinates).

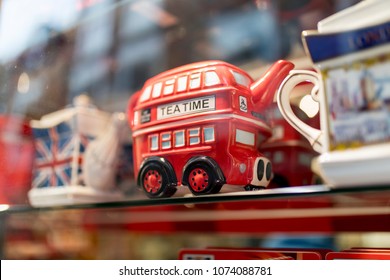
left=143, top=170, right=162, bottom=193
left=188, top=168, right=209, bottom=192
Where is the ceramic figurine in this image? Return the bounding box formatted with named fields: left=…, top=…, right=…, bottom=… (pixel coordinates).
left=28, top=95, right=132, bottom=206
left=277, top=0, right=390, bottom=187
left=127, top=60, right=294, bottom=198
left=83, top=112, right=128, bottom=191
left=262, top=103, right=320, bottom=188
left=30, top=95, right=111, bottom=189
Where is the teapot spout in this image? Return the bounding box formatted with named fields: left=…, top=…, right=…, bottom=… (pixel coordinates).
left=251, top=60, right=294, bottom=109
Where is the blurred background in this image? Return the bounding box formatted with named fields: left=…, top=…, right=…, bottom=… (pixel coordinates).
left=0, top=0, right=361, bottom=118
left=3, top=0, right=388, bottom=260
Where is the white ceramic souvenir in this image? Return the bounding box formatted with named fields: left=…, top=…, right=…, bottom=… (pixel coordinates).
left=83, top=112, right=128, bottom=191
left=277, top=0, right=390, bottom=187
left=28, top=95, right=130, bottom=206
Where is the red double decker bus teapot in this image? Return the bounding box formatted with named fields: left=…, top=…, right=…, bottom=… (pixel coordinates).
left=127, top=60, right=293, bottom=198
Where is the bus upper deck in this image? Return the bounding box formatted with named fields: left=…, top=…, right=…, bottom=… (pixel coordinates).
left=129, top=60, right=294, bottom=132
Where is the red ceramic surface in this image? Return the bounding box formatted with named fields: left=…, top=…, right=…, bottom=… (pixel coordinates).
left=0, top=115, right=34, bottom=204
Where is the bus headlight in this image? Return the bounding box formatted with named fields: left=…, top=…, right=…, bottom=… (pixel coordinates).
left=257, top=159, right=264, bottom=180
left=251, top=157, right=272, bottom=187
left=266, top=161, right=272, bottom=181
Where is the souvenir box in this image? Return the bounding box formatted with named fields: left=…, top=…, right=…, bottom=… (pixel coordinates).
left=178, top=248, right=324, bottom=260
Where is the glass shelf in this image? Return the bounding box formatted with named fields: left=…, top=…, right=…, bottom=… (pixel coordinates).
left=3, top=184, right=390, bottom=212
left=2, top=184, right=390, bottom=233
left=2, top=184, right=390, bottom=260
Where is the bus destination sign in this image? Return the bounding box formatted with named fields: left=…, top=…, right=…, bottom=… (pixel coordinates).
left=157, top=95, right=216, bottom=120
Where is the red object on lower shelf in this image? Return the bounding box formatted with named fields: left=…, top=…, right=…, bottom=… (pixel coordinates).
left=81, top=188, right=390, bottom=233
left=0, top=115, right=34, bottom=204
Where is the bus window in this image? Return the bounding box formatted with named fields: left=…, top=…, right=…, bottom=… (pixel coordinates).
left=188, top=128, right=200, bottom=145
left=152, top=82, right=163, bottom=98
left=272, top=125, right=284, bottom=140
left=236, top=129, right=255, bottom=146
left=232, top=71, right=250, bottom=87
left=298, top=152, right=312, bottom=167
left=150, top=134, right=159, bottom=151
left=274, top=151, right=284, bottom=163
left=164, top=79, right=175, bottom=95
left=203, top=127, right=215, bottom=142
left=133, top=111, right=139, bottom=126
left=204, top=71, right=220, bottom=87
left=161, top=132, right=172, bottom=149
left=177, top=76, right=188, bottom=92
left=174, top=130, right=185, bottom=147
left=190, top=72, right=201, bottom=89
left=140, top=86, right=152, bottom=102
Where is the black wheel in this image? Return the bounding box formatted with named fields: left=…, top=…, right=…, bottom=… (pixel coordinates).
left=184, top=163, right=223, bottom=195
left=244, top=185, right=265, bottom=191
left=139, top=162, right=176, bottom=198
left=269, top=174, right=290, bottom=188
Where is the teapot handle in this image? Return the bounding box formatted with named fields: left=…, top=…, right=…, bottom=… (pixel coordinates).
left=276, top=70, right=324, bottom=153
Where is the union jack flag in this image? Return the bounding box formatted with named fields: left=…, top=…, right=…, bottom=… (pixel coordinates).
left=32, top=121, right=91, bottom=188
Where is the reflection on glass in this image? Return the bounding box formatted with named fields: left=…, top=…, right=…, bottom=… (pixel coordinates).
left=0, top=0, right=362, bottom=206
left=0, top=0, right=360, bottom=118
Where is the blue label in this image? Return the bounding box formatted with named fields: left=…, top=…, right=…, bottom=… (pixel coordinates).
left=304, top=21, right=390, bottom=63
